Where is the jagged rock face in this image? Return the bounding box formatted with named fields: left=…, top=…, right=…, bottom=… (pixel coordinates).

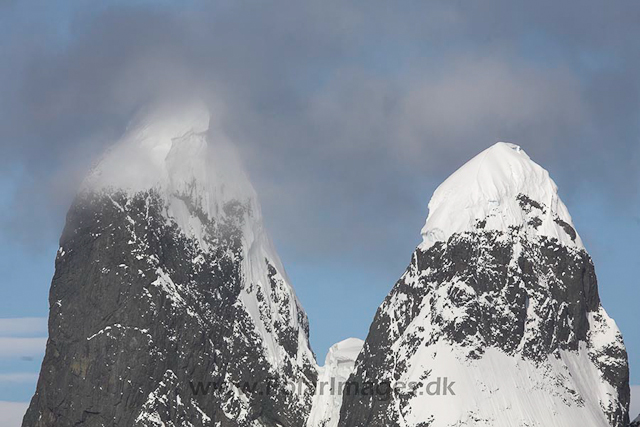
left=23, top=105, right=317, bottom=427
left=339, top=144, right=629, bottom=427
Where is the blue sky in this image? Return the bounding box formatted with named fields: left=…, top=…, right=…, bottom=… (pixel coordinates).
left=0, top=0, right=639, bottom=424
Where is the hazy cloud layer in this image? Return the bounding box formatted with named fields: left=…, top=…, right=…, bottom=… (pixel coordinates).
left=1, top=0, right=638, bottom=258
left=632, top=385, right=640, bottom=421
left=0, top=338, right=46, bottom=359
left=0, top=401, right=28, bottom=427
left=0, top=318, right=47, bottom=360
left=0, top=373, right=39, bottom=384
left=0, top=318, right=47, bottom=337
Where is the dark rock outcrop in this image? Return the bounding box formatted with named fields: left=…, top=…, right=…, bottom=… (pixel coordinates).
left=339, top=143, right=630, bottom=427
left=23, top=191, right=316, bottom=427
left=23, top=105, right=317, bottom=426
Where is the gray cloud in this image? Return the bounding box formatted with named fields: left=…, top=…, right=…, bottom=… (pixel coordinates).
left=0, top=317, right=47, bottom=337
left=0, top=401, right=29, bottom=427
left=0, top=337, right=46, bottom=359
left=0, top=0, right=639, bottom=261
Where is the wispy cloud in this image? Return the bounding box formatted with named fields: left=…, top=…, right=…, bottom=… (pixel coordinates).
left=0, top=401, right=28, bottom=427
left=631, top=385, right=640, bottom=421
left=0, top=318, right=47, bottom=360
left=0, top=373, right=39, bottom=384
left=0, top=338, right=46, bottom=359
left=0, top=319, right=45, bottom=407
left=0, top=0, right=639, bottom=251
left=0, top=318, right=47, bottom=337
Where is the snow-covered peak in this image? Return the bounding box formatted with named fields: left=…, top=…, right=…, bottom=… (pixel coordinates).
left=420, top=142, right=583, bottom=250
left=80, top=102, right=315, bottom=374
left=323, top=337, right=364, bottom=366
left=85, top=102, right=208, bottom=189
left=307, top=338, right=364, bottom=427
left=83, top=100, right=258, bottom=219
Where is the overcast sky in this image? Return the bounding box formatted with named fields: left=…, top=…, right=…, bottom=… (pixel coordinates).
left=0, top=0, right=639, bottom=420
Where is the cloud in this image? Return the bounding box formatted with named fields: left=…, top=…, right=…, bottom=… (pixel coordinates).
left=0, top=401, right=28, bottom=427
left=0, top=318, right=47, bottom=337
left=0, top=338, right=46, bottom=359
left=632, top=385, right=640, bottom=421
left=0, top=0, right=638, bottom=257
left=0, top=318, right=47, bottom=359
left=0, top=373, right=39, bottom=384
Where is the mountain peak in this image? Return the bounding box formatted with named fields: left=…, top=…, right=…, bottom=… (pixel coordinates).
left=85, top=101, right=210, bottom=189
left=420, top=141, right=583, bottom=250
left=25, top=102, right=318, bottom=426
left=341, top=142, right=628, bottom=427
left=84, top=101, right=258, bottom=221
left=323, top=337, right=364, bottom=365
left=307, top=338, right=363, bottom=427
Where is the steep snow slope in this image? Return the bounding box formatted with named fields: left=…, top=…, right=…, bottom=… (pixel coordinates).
left=339, top=143, right=629, bottom=427
left=23, top=102, right=317, bottom=427
left=307, top=338, right=364, bottom=427
left=421, top=142, right=583, bottom=250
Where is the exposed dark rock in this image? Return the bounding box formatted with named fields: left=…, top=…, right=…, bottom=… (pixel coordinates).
left=23, top=190, right=316, bottom=427
left=339, top=213, right=629, bottom=427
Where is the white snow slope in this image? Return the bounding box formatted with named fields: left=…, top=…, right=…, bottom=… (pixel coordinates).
left=307, top=338, right=364, bottom=427
left=421, top=142, right=584, bottom=250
